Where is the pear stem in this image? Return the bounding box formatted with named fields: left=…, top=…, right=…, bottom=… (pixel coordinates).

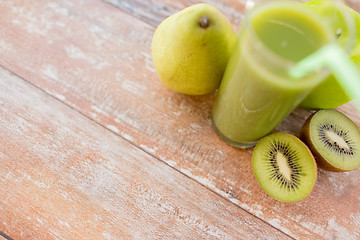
left=199, top=15, right=210, bottom=28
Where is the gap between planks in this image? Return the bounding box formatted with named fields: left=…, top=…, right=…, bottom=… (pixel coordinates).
left=0, top=232, right=13, bottom=240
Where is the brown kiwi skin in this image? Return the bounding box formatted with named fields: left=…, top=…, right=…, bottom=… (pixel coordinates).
left=299, top=112, right=348, bottom=172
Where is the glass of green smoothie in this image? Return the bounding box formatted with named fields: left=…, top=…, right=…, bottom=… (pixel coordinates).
left=212, top=0, right=355, bottom=148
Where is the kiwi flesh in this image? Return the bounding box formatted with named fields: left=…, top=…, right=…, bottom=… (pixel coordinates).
left=252, top=132, right=317, bottom=203
left=300, top=109, right=360, bottom=172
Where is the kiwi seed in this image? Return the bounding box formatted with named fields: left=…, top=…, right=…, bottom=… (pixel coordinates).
left=252, top=132, right=317, bottom=203
left=300, top=109, right=360, bottom=172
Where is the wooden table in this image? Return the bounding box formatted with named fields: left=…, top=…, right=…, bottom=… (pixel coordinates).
left=1, top=0, right=360, bottom=239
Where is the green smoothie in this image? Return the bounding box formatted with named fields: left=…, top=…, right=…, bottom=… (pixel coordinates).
left=212, top=1, right=334, bottom=147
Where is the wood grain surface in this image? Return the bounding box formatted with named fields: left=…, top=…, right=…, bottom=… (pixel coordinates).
left=0, top=0, right=360, bottom=239
left=0, top=67, right=293, bottom=239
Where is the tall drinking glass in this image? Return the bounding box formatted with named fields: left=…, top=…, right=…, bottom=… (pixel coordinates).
left=212, top=0, right=355, bottom=148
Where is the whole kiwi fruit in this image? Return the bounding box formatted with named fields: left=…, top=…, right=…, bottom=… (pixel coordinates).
left=300, top=109, right=360, bottom=172
left=252, top=132, right=317, bottom=203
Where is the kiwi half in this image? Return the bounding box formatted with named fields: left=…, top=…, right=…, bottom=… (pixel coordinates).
left=252, top=133, right=317, bottom=203
left=300, top=109, right=360, bottom=172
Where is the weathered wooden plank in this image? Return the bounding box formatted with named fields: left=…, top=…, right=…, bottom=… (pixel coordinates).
left=1, top=0, right=360, bottom=239
left=103, top=0, right=246, bottom=27
left=103, top=0, right=358, bottom=28
left=0, top=68, right=292, bottom=239
left=346, top=0, right=360, bottom=12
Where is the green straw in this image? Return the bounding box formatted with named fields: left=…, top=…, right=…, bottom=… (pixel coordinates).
left=289, top=43, right=360, bottom=110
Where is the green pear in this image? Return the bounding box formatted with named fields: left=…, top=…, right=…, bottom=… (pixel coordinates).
left=151, top=3, right=237, bottom=95
left=300, top=0, right=360, bottom=109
